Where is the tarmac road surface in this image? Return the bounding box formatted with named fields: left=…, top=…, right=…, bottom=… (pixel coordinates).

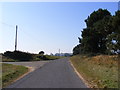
left=6, top=58, right=87, bottom=88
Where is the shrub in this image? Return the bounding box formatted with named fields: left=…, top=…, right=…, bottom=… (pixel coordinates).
left=3, top=51, right=33, bottom=61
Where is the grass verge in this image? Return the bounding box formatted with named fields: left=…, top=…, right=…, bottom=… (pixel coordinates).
left=2, top=63, right=28, bottom=87
left=70, top=55, right=119, bottom=88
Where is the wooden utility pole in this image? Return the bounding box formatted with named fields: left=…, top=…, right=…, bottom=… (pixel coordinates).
left=15, top=25, right=18, bottom=51
left=59, top=49, right=60, bottom=56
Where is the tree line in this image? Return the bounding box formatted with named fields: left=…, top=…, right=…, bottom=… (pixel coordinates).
left=73, top=9, right=120, bottom=55
left=3, top=50, right=59, bottom=61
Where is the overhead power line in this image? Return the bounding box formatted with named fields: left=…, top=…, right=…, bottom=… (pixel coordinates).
left=1, top=22, right=15, bottom=28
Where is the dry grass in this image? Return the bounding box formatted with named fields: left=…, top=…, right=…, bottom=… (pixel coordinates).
left=70, top=55, right=119, bottom=88
left=2, top=63, right=28, bottom=87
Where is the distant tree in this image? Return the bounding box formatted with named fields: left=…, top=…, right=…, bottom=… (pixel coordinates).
left=39, top=51, right=44, bottom=55
left=50, top=53, right=54, bottom=56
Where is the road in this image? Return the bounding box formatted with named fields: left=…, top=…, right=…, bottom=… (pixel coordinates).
left=6, top=58, right=87, bottom=88
left=3, top=61, right=48, bottom=70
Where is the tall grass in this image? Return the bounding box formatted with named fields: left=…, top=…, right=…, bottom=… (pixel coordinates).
left=70, top=55, right=119, bottom=88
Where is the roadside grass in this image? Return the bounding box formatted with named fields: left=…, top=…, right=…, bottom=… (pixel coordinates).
left=2, top=63, right=28, bottom=87
left=70, top=55, right=119, bottom=88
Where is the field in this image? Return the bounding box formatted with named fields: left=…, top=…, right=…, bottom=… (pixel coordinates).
left=2, top=63, right=28, bottom=87
left=70, top=55, right=119, bottom=88
left=33, top=54, right=62, bottom=61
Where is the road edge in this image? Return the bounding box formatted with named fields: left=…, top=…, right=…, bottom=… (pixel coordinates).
left=10, top=66, right=35, bottom=85
left=69, top=60, right=90, bottom=88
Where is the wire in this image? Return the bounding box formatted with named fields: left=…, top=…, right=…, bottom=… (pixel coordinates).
left=1, top=21, right=40, bottom=44
left=1, top=22, right=15, bottom=28
left=18, top=26, right=40, bottom=44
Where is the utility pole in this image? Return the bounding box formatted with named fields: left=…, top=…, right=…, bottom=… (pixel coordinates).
left=59, top=49, right=60, bottom=56
left=15, top=25, right=18, bottom=51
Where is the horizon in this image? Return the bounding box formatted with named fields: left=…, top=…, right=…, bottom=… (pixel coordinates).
left=1, top=2, right=118, bottom=54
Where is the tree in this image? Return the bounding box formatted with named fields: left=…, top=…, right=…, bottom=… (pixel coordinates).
left=106, top=33, right=120, bottom=54
left=73, top=9, right=120, bottom=55
left=92, top=15, right=113, bottom=53
left=80, top=9, right=111, bottom=54
left=39, top=51, right=44, bottom=55
left=112, top=11, right=120, bottom=34
left=73, top=44, right=80, bottom=55
left=85, top=9, right=111, bottom=27
left=105, top=11, right=120, bottom=54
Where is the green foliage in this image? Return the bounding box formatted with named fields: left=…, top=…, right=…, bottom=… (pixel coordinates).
left=73, top=44, right=80, bottom=55
left=112, top=11, right=120, bottom=34
left=39, top=51, right=44, bottom=55
left=106, top=33, right=120, bottom=54
left=105, top=11, right=120, bottom=54
left=2, top=51, right=61, bottom=62
left=85, top=9, right=111, bottom=27
left=36, top=54, right=60, bottom=60
left=3, top=51, right=33, bottom=61
left=73, top=9, right=120, bottom=55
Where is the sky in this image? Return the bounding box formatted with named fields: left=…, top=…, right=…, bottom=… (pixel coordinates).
left=0, top=2, right=119, bottom=54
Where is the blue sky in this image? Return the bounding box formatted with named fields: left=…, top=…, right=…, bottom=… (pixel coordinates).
left=0, top=2, right=118, bottom=54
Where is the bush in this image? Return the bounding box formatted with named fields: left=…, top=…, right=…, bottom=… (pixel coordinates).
left=3, top=51, right=33, bottom=61
left=37, top=55, right=59, bottom=60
